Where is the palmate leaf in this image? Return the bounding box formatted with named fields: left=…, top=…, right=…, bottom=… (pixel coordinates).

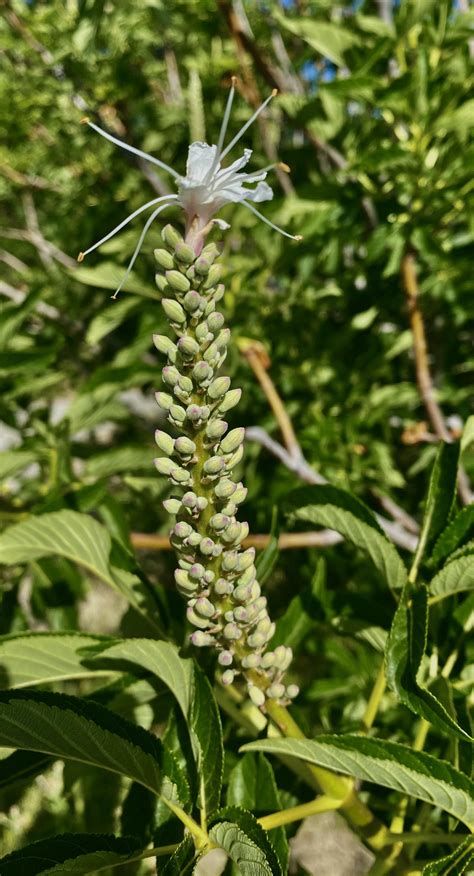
left=209, top=807, right=282, bottom=876
left=0, top=632, right=118, bottom=689
left=0, top=690, right=189, bottom=809
left=0, top=510, right=161, bottom=631
left=422, top=836, right=474, bottom=875
left=286, top=485, right=407, bottom=590
left=88, top=639, right=223, bottom=816
left=240, top=737, right=474, bottom=828
left=430, top=555, right=474, bottom=603
left=0, top=833, right=146, bottom=875
left=386, top=586, right=472, bottom=741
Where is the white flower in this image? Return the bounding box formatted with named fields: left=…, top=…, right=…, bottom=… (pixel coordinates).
left=78, top=81, right=301, bottom=297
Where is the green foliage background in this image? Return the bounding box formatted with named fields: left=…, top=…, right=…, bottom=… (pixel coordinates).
left=0, top=0, right=473, bottom=869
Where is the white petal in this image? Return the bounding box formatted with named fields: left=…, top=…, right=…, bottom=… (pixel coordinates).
left=186, top=142, right=218, bottom=183
left=213, top=218, right=231, bottom=230
left=245, top=181, right=274, bottom=203
left=215, top=148, right=253, bottom=182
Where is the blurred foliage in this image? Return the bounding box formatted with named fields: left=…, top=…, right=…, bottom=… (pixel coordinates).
left=0, top=0, right=473, bottom=870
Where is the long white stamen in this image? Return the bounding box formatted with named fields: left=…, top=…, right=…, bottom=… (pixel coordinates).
left=112, top=201, right=176, bottom=299
left=77, top=195, right=177, bottom=261
left=204, top=78, right=237, bottom=184
left=241, top=200, right=303, bottom=241
left=219, top=90, right=278, bottom=163
left=83, top=119, right=181, bottom=180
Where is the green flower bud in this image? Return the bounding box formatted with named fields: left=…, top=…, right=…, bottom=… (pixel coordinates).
left=202, top=263, right=222, bottom=289
left=169, top=404, right=186, bottom=423
left=154, top=457, right=177, bottom=476
left=195, top=256, right=212, bottom=276
left=218, top=650, right=233, bottom=666
left=215, top=578, right=232, bottom=596
left=189, top=562, right=205, bottom=579
left=247, top=631, right=267, bottom=649
left=155, top=430, right=174, bottom=455
left=217, top=388, right=242, bottom=413
left=222, top=521, right=243, bottom=544
left=221, top=551, right=238, bottom=571
left=206, top=419, right=228, bottom=441
left=154, top=248, right=174, bottom=270
left=208, top=376, right=231, bottom=400
left=210, top=513, right=230, bottom=531
left=242, top=654, right=261, bottom=669
left=162, top=298, right=186, bottom=323
left=162, top=365, right=180, bottom=387
left=191, top=631, right=215, bottom=647
left=261, top=651, right=275, bottom=669
left=220, top=427, right=245, bottom=454
left=199, top=537, right=215, bottom=556
left=178, top=375, right=193, bottom=393
left=175, top=569, right=199, bottom=595
left=207, top=312, right=225, bottom=333
left=155, top=391, right=174, bottom=411
left=237, top=548, right=255, bottom=571
left=174, top=436, right=196, bottom=456
left=174, top=241, right=195, bottom=265
left=267, top=683, right=285, bottom=700
left=166, top=270, right=191, bottom=293
left=286, top=684, right=299, bottom=699
left=163, top=498, right=182, bottom=515
left=248, top=684, right=265, bottom=707
left=187, top=532, right=202, bottom=547
left=214, top=477, right=236, bottom=499
left=200, top=242, right=220, bottom=263
left=221, top=669, right=235, bottom=685
left=203, top=341, right=219, bottom=363
left=194, top=597, right=215, bottom=618
left=155, top=273, right=168, bottom=293
left=153, top=335, right=177, bottom=357
left=187, top=606, right=211, bottom=629
left=223, top=622, right=241, bottom=641
left=171, top=467, right=192, bottom=484
left=177, top=336, right=199, bottom=358
left=193, top=361, right=212, bottom=384
left=203, top=456, right=226, bottom=476
left=183, top=290, right=201, bottom=312
left=174, top=521, right=193, bottom=539
left=162, top=224, right=183, bottom=249
left=195, top=322, right=211, bottom=343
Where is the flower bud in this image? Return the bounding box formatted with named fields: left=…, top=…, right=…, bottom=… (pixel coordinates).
left=218, top=650, right=233, bottom=667
left=183, top=290, right=201, bottom=312
left=171, top=467, right=191, bottom=485
left=232, top=485, right=248, bottom=505
left=221, top=551, right=238, bottom=571
left=223, top=622, right=241, bottom=641
left=163, top=498, right=181, bottom=515
left=195, top=597, right=215, bottom=619
left=202, top=264, right=222, bottom=289
left=247, top=631, right=267, bottom=649
left=174, top=242, right=195, bottom=265
left=208, top=376, right=231, bottom=400
left=189, top=562, right=205, bottom=580
left=206, top=419, right=228, bottom=442
left=166, top=270, right=191, bottom=293
left=222, top=521, right=243, bottom=544
left=193, top=361, right=212, bottom=384
left=155, top=430, right=174, bottom=455
left=203, top=456, right=226, bottom=476
left=187, top=606, right=211, bottom=629
left=214, top=479, right=235, bottom=500
left=214, top=283, right=225, bottom=302
left=187, top=532, right=202, bottom=547
left=174, top=521, right=193, bottom=539
left=217, top=388, right=242, bottom=413
left=207, top=312, right=225, bottom=333
left=196, top=497, right=208, bottom=511
left=199, top=537, right=215, bottom=556
left=214, top=578, right=233, bottom=596
left=233, top=606, right=248, bottom=623
left=220, top=427, right=245, bottom=454
left=209, top=513, right=230, bottom=531
left=154, top=248, right=175, bottom=270
left=242, top=654, right=261, bottom=669
left=155, top=391, right=173, bottom=411
left=154, top=457, right=177, bottom=476
left=190, top=631, right=215, bottom=647
left=174, top=436, right=196, bottom=456
left=216, top=328, right=231, bottom=349
left=267, top=683, right=285, bottom=700
left=200, top=242, right=219, bottom=262
left=169, top=404, right=186, bottom=423
left=226, top=445, right=244, bottom=470
left=182, top=492, right=197, bottom=509
left=204, top=569, right=215, bottom=583
left=237, top=549, right=255, bottom=571
left=162, top=224, right=183, bottom=249
left=248, top=685, right=265, bottom=707
left=177, top=336, right=199, bottom=358
left=286, top=684, right=299, bottom=699
left=261, top=652, right=275, bottom=669
left=221, top=669, right=235, bottom=686
left=178, top=374, right=193, bottom=392
left=162, top=298, right=186, bottom=324
left=162, top=365, right=180, bottom=387
left=153, top=334, right=177, bottom=356
left=175, top=569, right=199, bottom=595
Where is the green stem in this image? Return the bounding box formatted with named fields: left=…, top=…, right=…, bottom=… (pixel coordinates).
left=258, top=795, right=341, bottom=830
left=362, top=660, right=387, bottom=731
left=164, top=799, right=209, bottom=850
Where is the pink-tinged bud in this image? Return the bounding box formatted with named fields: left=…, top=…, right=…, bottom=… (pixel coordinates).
left=194, top=597, right=215, bottom=618
left=163, top=498, right=181, bottom=515
left=174, top=521, right=193, bottom=539
left=286, top=684, right=299, bottom=699
left=223, top=623, right=241, bottom=641
left=187, top=606, right=211, bottom=629
left=190, top=631, right=214, bottom=647
left=218, top=650, right=233, bottom=666
left=221, top=669, right=235, bottom=685
left=242, top=654, right=261, bottom=669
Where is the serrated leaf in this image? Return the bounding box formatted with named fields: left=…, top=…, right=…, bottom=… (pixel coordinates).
left=431, top=506, right=474, bottom=566
left=209, top=807, right=282, bottom=876
left=161, top=836, right=195, bottom=876
left=386, top=586, right=472, bottom=741
left=0, top=511, right=161, bottom=630
left=0, top=632, right=118, bottom=689
left=415, top=442, right=460, bottom=567
left=228, top=754, right=288, bottom=871
left=430, top=554, right=474, bottom=603
left=0, top=833, right=145, bottom=875
left=88, top=639, right=223, bottom=816
left=286, top=485, right=407, bottom=590
left=422, top=836, right=474, bottom=875
left=274, top=10, right=360, bottom=66
left=240, top=736, right=474, bottom=828
left=0, top=689, right=189, bottom=808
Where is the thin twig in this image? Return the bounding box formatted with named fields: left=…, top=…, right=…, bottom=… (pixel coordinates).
left=401, top=252, right=472, bottom=505
left=0, top=227, right=76, bottom=269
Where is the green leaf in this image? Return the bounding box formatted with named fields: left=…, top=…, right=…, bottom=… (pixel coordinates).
left=255, top=507, right=279, bottom=585
left=386, top=586, right=472, bottom=741
left=0, top=632, right=118, bottom=689
left=431, top=506, right=474, bottom=566
left=88, top=639, right=223, bottom=816
left=0, top=689, right=189, bottom=807
left=286, top=485, right=407, bottom=590
left=430, top=555, right=474, bottom=603
left=0, top=450, right=39, bottom=480
left=0, top=511, right=160, bottom=628
left=162, top=836, right=195, bottom=876
left=422, top=836, right=474, bottom=875
left=0, top=833, right=145, bottom=875
left=209, top=806, right=282, bottom=876
left=415, top=442, right=460, bottom=567
left=435, top=99, right=474, bottom=133
left=271, top=560, right=323, bottom=651
left=83, top=446, right=155, bottom=479
left=240, top=736, right=474, bottom=828
left=86, top=296, right=141, bottom=345
left=0, top=749, right=52, bottom=790
left=274, top=11, right=360, bottom=66
left=228, top=754, right=288, bottom=871
left=72, top=261, right=159, bottom=298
